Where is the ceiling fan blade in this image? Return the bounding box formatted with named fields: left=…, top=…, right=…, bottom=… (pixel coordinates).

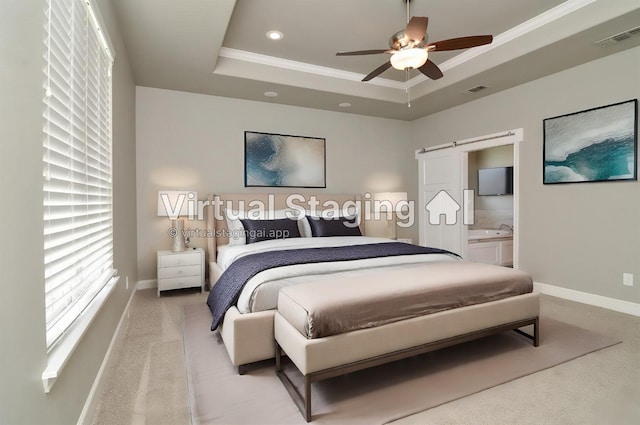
left=428, top=35, right=493, bottom=51
left=336, top=49, right=389, bottom=56
left=405, top=16, right=428, bottom=41
left=418, top=59, right=443, bottom=80
left=362, top=61, right=392, bottom=82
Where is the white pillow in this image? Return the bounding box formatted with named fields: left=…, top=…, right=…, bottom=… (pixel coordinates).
left=298, top=216, right=312, bottom=238
left=224, top=210, right=246, bottom=246
left=224, top=208, right=302, bottom=245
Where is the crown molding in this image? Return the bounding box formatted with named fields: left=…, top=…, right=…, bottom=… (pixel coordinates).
left=218, top=48, right=406, bottom=90
left=218, top=0, right=597, bottom=91
left=407, top=0, right=597, bottom=86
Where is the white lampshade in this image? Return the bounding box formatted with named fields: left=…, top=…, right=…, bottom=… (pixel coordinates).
left=157, top=190, right=197, bottom=252
left=374, top=192, right=408, bottom=212
left=157, top=190, right=198, bottom=219
left=390, top=48, right=428, bottom=70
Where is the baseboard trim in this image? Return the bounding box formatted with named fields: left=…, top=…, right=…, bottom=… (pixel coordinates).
left=76, top=287, right=137, bottom=425
left=534, top=281, right=640, bottom=317
left=136, top=279, right=157, bottom=290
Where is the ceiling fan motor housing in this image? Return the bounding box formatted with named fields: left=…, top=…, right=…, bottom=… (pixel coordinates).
left=389, top=30, right=427, bottom=50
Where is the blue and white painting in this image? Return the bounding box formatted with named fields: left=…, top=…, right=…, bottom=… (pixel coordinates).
left=543, top=100, right=637, bottom=184
left=245, top=131, right=326, bottom=187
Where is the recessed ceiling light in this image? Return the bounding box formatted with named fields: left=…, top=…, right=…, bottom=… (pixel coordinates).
left=264, top=91, right=278, bottom=97
left=339, top=102, right=351, bottom=108
left=266, top=30, right=283, bottom=41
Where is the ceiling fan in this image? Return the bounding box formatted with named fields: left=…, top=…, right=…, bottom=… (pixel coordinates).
left=336, top=1, right=494, bottom=82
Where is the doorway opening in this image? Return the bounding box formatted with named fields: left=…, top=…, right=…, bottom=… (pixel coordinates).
left=416, top=128, right=522, bottom=267
left=464, top=144, right=515, bottom=267
left=459, top=131, right=520, bottom=267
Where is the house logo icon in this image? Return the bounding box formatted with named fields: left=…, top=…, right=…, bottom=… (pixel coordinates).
left=425, top=190, right=461, bottom=225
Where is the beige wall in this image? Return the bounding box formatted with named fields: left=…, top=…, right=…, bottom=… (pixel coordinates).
left=0, top=0, right=137, bottom=423
left=135, top=87, right=414, bottom=280
left=410, top=46, right=640, bottom=304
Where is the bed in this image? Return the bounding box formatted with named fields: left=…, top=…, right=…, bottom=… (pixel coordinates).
left=205, top=193, right=539, bottom=383
left=206, top=193, right=375, bottom=372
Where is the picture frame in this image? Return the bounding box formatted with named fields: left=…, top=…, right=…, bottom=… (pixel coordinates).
left=244, top=131, right=326, bottom=188
left=543, top=99, right=638, bottom=184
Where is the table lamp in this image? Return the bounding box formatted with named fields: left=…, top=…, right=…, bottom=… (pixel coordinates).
left=157, top=190, right=197, bottom=252
left=374, top=192, right=408, bottom=240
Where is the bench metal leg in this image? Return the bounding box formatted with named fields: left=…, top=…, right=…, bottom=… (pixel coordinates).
left=304, top=375, right=311, bottom=422
left=513, top=316, right=539, bottom=347
left=275, top=343, right=313, bottom=422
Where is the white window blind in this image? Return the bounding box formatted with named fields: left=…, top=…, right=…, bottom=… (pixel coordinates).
left=43, top=0, right=114, bottom=349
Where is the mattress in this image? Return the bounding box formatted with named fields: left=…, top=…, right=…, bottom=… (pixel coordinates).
left=215, top=237, right=458, bottom=313
left=277, top=261, right=533, bottom=339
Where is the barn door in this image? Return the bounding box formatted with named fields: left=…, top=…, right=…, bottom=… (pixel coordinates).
left=417, top=148, right=462, bottom=255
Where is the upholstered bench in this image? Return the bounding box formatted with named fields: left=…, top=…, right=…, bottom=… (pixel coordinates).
left=273, top=264, right=540, bottom=422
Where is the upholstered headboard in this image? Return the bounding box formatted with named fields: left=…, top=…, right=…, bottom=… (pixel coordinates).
left=205, top=193, right=365, bottom=263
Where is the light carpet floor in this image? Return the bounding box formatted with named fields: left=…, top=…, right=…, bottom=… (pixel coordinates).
left=183, top=303, right=619, bottom=425
left=90, top=289, right=640, bottom=425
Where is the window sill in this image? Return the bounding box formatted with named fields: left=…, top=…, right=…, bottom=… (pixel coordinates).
left=41, top=276, right=119, bottom=393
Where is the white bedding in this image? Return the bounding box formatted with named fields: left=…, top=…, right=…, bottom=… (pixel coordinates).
left=217, top=236, right=392, bottom=271
left=215, top=237, right=459, bottom=313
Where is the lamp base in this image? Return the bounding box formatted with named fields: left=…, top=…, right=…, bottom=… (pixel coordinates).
left=171, top=219, right=186, bottom=252
left=388, top=212, right=398, bottom=240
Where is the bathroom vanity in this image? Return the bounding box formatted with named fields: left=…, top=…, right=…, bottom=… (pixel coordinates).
left=467, top=229, right=513, bottom=267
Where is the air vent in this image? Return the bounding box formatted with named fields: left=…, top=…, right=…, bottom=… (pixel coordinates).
left=612, top=33, right=631, bottom=42
left=629, top=27, right=640, bottom=35
left=466, top=85, right=488, bottom=93
left=596, top=25, right=640, bottom=47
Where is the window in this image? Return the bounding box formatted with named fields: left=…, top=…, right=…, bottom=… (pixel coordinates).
left=42, top=0, right=115, bottom=350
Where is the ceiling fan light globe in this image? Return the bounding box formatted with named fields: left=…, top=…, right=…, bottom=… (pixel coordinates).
left=390, top=48, right=428, bottom=70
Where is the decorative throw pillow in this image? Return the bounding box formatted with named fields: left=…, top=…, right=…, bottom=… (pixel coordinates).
left=306, top=215, right=362, bottom=237
left=299, top=208, right=360, bottom=237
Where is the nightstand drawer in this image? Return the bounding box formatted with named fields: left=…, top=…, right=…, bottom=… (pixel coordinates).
left=158, top=252, right=200, bottom=268
left=157, top=248, right=204, bottom=296
left=158, top=275, right=202, bottom=291
left=157, top=264, right=201, bottom=279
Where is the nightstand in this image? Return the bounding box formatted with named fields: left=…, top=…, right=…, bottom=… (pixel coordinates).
left=157, top=248, right=205, bottom=297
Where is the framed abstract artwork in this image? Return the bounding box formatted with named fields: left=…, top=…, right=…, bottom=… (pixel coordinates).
left=244, top=131, right=326, bottom=188
left=543, top=99, right=638, bottom=184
